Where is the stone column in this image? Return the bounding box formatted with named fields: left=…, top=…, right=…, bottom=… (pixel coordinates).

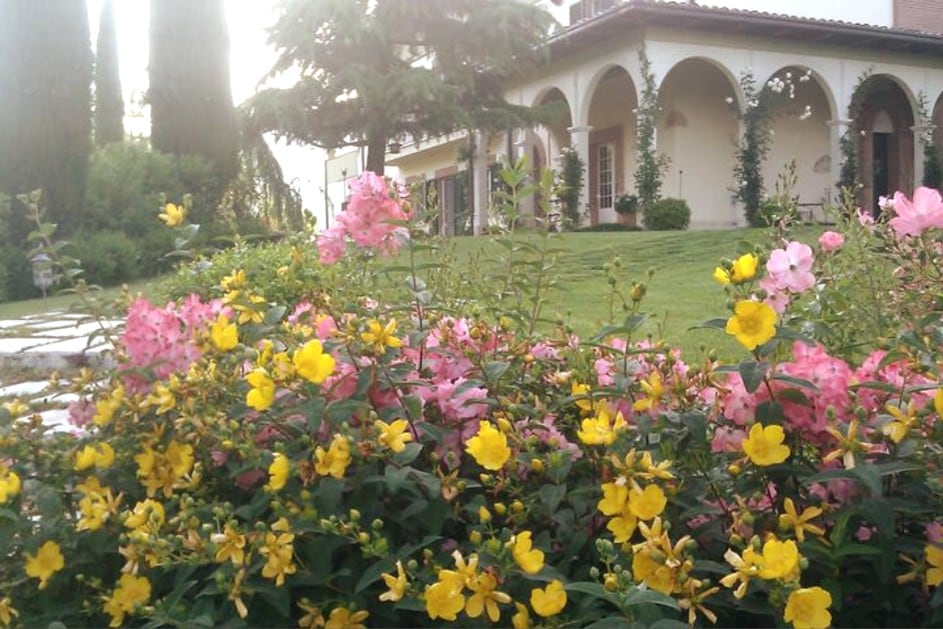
left=471, top=131, right=490, bottom=235
left=567, top=125, right=593, bottom=226
left=829, top=118, right=851, bottom=204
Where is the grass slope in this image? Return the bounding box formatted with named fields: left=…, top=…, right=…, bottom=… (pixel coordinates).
left=445, top=226, right=820, bottom=359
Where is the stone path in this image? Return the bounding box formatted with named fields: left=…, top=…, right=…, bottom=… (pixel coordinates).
left=0, top=311, right=122, bottom=432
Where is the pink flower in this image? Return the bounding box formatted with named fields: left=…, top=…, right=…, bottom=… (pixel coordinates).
left=767, top=241, right=815, bottom=293
left=317, top=225, right=347, bottom=264
left=759, top=277, right=790, bottom=314
left=889, top=187, right=943, bottom=237
left=817, top=230, right=844, bottom=252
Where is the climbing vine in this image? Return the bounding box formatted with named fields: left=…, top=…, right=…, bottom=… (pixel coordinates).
left=838, top=67, right=874, bottom=193
left=634, top=44, right=669, bottom=228
left=918, top=91, right=942, bottom=189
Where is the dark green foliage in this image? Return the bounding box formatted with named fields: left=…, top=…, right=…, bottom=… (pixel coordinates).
left=732, top=72, right=771, bottom=227
left=83, top=140, right=217, bottom=272
left=94, top=0, right=124, bottom=146
left=65, top=229, right=141, bottom=286
left=159, top=239, right=324, bottom=307
left=838, top=68, right=873, bottom=192
left=644, top=198, right=690, bottom=230
left=0, top=0, right=93, bottom=230
left=557, top=147, right=585, bottom=228
left=247, top=0, right=557, bottom=174
left=149, top=0, right=238, bottom=185
left=923, top=140, right=943, bottom=189
left=634, top=45, right=668, bottom=212
left=574, top=222, right=642, bottom=232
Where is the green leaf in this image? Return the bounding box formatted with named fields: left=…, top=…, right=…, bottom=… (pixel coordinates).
left=482, top=361, right=511, bottom=382
left=538, top=483, right=567, bottom=513
left=621, top=587, right=680, bottom=609
left=564, top=581, right=622, bottom=607
left=392, top=442, right=423, bottom=466
left=691, top=318, right=728, bottom=330
left=738, top=360, right=769, bottom=393
left=771, top=373, right=819, bottom=392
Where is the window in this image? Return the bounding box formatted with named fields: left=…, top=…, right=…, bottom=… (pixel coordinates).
left=597, top=143, right=614, bottom=210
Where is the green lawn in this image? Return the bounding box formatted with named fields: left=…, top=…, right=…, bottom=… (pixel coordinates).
left=440, top=226, right=822, bottom=358
left=0, top=278, right=161, bottom=320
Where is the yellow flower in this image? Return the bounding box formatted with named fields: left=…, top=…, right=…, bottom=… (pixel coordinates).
left=93, top=385, right=125, bottom=426
left=260, top=518, right=296, bottom=586
left=379, top=560, right=407, bottom=602
left=76, top=476, right=121, bottom=532
left=732, top=253, right=759, bottom=282
left=633, top=371, right=664, bottom=412
left=720, top=546, right=760, bottom=599
left=628, top=484, right=668, bottom=521
left=246, top=369, right=276, bottom=411
left=425, top=577, right=465, bottom=621
left=210, top=314, right=239, bottom=351
left=511, top=601, right=530, bottom=629
left=935, top=387, right=943, bottom=419
left=783, top=586, right=832, bottom=629
left=714, top=253, right=758, bottom=285
left=125, top=498, right=166, bottom=538
left=376, top=419, right=413, bottom=453
left=24, top=540, right=64, bottom=589
left=883, top=401, right=918, bottom=444
left=293, top=339, right=336, bottom=384
left=576, top=403, right=627, bottom=446
left=266, top=453, right=290, bottom=492
left=165, top=440, right=194, bottom=479
left=726, top=300, right=777, bottom=351
left=927, top=544, right=943, bottom=587
left=314, top=434, right=352, bottom=479
left=221, top=269, right=246, bottom=291
left=0, top=596, right=18, bottom=626
left=530, top=579, right=567, bottom=617
left=0, top=465, right=22, bottom=503
left=757, top=537, right=800, bottom=580
left=466, top=571, right=512, bottom=622
left=465, top=421, right=511, bottom=471
left=597, top=482, right=637, bottom=542
left=158, top=202, right=185, bottom=226
left=571, top=381, right=594, bottom=413
left=212, top=525, right=247, bottom=565
left=632, top=548, right=677, bottom=595
left=103, top=573, right=151, bottom=627
left=742, top=423, right=790, bottom=466
left=361, top=319, right=404, bottom=353
left=324, top=606, right=369, bottom=629
left=511, top=531, right=545, bottom=574
left=779, top=498, right=825, bottom=543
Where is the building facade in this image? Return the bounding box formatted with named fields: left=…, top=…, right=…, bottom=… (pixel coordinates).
left=333, top=0, right=943, bottom=232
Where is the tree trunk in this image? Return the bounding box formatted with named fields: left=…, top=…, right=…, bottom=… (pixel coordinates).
left=366, top=133, right=387, bottom=175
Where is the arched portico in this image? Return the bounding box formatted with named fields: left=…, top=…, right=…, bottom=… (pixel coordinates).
left=657, top=57, right=740, bottom=227
left=853, top=74, right=917, bottom=214
left=584, top=65, right=637, bottom=224
left=762, top=66, right=836, bottom=219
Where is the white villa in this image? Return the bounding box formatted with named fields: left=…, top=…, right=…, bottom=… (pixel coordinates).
left=326, top=0, right=943, bottom=233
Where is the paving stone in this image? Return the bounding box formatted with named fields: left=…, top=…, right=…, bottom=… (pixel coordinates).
left=37, top=408, right=77, bottom=434
left=0, top=380, right=51, bottom=399
left=0, top=319, right=27, bottom=330
left=22, top=337, right=113, bottom=354
left=0, top=337, right=60, bottom=352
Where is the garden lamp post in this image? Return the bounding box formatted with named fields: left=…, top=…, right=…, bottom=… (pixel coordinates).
left=31, top=253, right=53, bottom=307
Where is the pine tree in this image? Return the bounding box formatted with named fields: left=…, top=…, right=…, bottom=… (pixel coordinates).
left=246, top=0, right=556, bottom=175
left=149, top=0, right=238, bottom=183
left=0, top=0, right=93, bottom=228
left=94, top=0, right=124, bottom=146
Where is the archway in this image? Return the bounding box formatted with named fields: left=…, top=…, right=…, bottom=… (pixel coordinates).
left=584, top=65, right=637, bottom=225
left=762, top=66, right=836, bottom=220
left=852, top=74, right=916, bottom=214
left=657, top=57, right=740, bottom=227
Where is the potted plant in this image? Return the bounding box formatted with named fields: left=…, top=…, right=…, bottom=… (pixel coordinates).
left=614, top=193, right=638, bottom=216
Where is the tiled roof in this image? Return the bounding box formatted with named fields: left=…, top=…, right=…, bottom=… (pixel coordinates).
left=552, top=0, right=943, bottom=56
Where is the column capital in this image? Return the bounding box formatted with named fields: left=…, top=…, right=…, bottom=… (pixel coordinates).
left=567, top=125, right=594, bottom=135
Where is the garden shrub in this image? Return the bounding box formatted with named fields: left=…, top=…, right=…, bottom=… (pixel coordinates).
left=4, top=172, right=943, bottom=628
left=643, top=197, right=690, bottom=230
left=64, top=229, right=142, bottom=286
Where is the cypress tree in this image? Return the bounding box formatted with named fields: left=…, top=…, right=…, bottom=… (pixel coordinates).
left=94, top=0, right=124, bottom=146
left=149, top=0, right=238, bottom=184
left=0, top=0, right=93, bottom=229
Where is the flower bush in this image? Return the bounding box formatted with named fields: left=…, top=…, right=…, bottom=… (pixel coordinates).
left=3, top=173, right=943, bottom=628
